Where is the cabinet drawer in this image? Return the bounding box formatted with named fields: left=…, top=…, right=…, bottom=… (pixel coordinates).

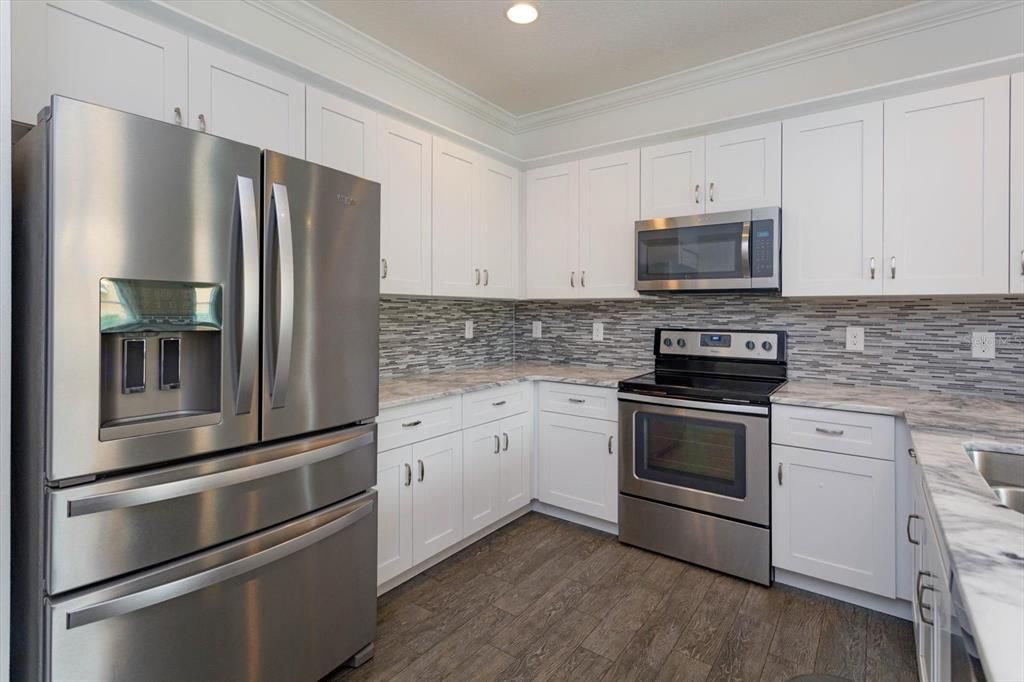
left=462, top=383, right=529, bottom=428
left=539, top=382, right=617, bottom=421
left=772, top=405, right=894, bottom=460
left=378, top=396, right=462, bottom=451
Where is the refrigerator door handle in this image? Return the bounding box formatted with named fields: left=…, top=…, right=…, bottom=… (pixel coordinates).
left=65, top=427, right=375, bottom=517
left=234, top=176, right=260, bottom=415
left=269, top=183, right=295, bottom=410
left=64, top=495, right=375, bottom=629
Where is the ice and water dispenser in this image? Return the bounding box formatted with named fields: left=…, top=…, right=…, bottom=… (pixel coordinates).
left=99, top=278, right=223, bottom=440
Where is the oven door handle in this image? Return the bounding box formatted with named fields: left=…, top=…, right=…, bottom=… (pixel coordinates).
left=740, top=221, right=752, bottom=279
left=617, top=392, right=769, bottom=416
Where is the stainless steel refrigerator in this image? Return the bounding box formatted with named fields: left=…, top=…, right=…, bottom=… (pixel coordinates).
left=11, top=96, right=381, bottom=681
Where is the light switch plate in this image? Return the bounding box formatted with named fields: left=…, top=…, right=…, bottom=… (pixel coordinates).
left=592, top=322, right=604, bottom=341
left=532, top=321, right=542, bottom=338
left=464, top=320, right=474, bottom=340
left=845, top=327, right=864, bottom=351
left=972, top=331, right=996, bottom=359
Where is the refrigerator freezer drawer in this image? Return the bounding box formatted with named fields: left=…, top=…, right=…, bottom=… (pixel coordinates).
left=47, top=491, right=377, bottom=682
left=48, top=423, right=376, bottom=594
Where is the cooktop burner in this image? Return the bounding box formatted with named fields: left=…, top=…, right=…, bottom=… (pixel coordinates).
left=619, top=371, right=786, bottom=405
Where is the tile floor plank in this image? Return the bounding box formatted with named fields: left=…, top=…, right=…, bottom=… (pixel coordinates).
left=494, top=608, right=600, bottom=682
left=391, top=605, right=516, bottom=682
left=444, top=644, right=516, bottom=682
left=672, top=573, right=750, bottom=664
left=864, top=611, right=918, bottom=682
left=814, top=598, right=867, bottom=682
left=552, top=645, right=615, bottom=681
left=581, top=580, right=664, bottom=659
left=491, top=577, right=590, bottom=657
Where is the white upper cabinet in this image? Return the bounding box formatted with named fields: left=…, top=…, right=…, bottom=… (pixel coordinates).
left=12, top=0, right=187, bottom=125
left=526, top=162, right=580, bottom=298
left=782, top=103, right=884, bottom=296
left=474, top=158, right=520, bottom=299
left=188, top=40, right=305, bottom=156
left=883, top=77, right=1010, bottom=295
left=640, top=137, right=705, bottom=219
left=705, top=122, right=782, bottom=212
left=579, top=150, right=641, bottom=299
left=1011, top=72, right=1024, bottom=294
left=378, top=116, right=433, bottom=296
left=305, top=87, right=377, bottom=180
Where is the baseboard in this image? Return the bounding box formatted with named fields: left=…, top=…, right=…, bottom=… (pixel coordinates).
left=774, top=568, right=912, bottom=621
left=529, top=500, right=619, bottom=535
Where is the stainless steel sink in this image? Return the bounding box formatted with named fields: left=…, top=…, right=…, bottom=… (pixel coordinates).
left=966, top=449, right=1024, bottom=514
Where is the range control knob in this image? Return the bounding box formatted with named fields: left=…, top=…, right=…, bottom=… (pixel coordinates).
left=762, top=340, right=774, bottom=352
left=677, top=338, right=686, bottom=348
left=745, top=341, right=756, bottom=351
left=663, top=338, right=673, bottom=347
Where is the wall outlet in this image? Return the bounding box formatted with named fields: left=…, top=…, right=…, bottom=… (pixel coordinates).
left=972, top=331, right=996, bottom=359
left=845, top=326, right=865, bottom=351
left=464, top=320, right=474, bottom=340
left=532, top=321, right=542, bottom=338
left=592, top=322, right=604, bottom=341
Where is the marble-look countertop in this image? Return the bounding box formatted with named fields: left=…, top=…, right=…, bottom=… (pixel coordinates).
left=773, top=381, right=1024, bottom=682
left=379, top=363, right=641, bottom=410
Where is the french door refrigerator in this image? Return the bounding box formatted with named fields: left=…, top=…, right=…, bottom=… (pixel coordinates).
left=11, top=96, right=381, bottom=681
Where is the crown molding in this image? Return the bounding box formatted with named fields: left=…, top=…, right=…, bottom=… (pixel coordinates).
left=513, top=0, right=1022, bottom=132
left=245, top=0, right=518, bottom=133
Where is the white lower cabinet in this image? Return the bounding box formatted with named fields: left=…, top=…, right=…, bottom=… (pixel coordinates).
left=772, top=444, right=896, bottom=597
left=538, top=411, right=617, bottom=523
left=912, top=465, right=951, bottom=682
left=463, top=413, right=531, bottom=536
left=376, top=445, right=414, bottom=584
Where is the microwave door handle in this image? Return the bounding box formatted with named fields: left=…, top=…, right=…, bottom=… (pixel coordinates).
left=740, top=221, right=752, bottom=278
left=269, top=183, right=295, bottom=410
left=234, top=176, right=260, bottom=415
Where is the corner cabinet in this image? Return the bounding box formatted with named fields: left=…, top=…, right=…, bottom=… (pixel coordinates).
left=305, top=87, right=377, bottom=181
left=378, top=116, right=433, bottom=295
left=12, top=0, right=187, bottom=125
left=883, top=77, right=1010, bottom=295
left=782, top=103, right=884, bottom=296
left=911, top=466, right=952, bottom=682
left=1011, top=72, right=1024, bottom=294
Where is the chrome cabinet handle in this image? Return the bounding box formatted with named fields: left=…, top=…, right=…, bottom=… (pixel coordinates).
left=907, top=514, right=920, bottom=545
left=234, top=176, right=259, bottom=416
left=570, top=271, right=576, bottom=288
left=890, top=256, right=896, bottom=279
left=173, top=107, right=183, bottom=126
left=475, top=268, right=481, bottom=285
left=919, top=585, right=936, bottom=626
left=503, top=433, right=509, bottom=451
left=1019, top=249, right=1024, bottom=276
left=493, top=435, right=500, bottom=454
left=417, top=460, right=424, bottom=482
left=777, top=463, right=783, bottom=485
left=492, top=400, right=507, bottom=407
left=401, top=420, right=422, bottom=428
left=607, top=435, right=613, bottom=454
left=381, top=258, right=388, bottom=279
left=869, top=257, right=876, bottom=280
left=65, top=495, right=374, bottom=628
left=581, top=271, right=586, bottom=288
left=815, top=427, right=844, bottom=436
left=197, top=113, right=206, bottom=132
left=694, top=184, right=700, bottom=204
left=908, top=448, right=917, bottom=459
left=483, top=269, right=489, bottom=286
left=268, top=183, right=295, bottom=410
left=404, top=463, right=412, bottom=487
left=568, top=398, right=586, bottom=404
left=709, top=181, right=715, bottom=202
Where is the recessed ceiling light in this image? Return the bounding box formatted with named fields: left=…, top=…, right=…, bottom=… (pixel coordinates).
left=506, top=3, right=538, bottom=24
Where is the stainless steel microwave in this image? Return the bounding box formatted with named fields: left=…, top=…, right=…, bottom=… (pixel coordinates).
left=635, top=207, right=781, bottom=292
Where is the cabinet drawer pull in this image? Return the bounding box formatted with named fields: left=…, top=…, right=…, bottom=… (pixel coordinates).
left=401, top=420, right=422, bottom=428
left=404, top=463, right=412, bottom=487
left=777, top=462, right=783, bottom=485
left=493, top=435, right=500, bottom=454
left=503, top=432, right=509, bottom=451
left=907, top=514, right=920, bottom=545
left=492, top=400, right=507, bottom=407
left=568, top=398, right=586, bottom=404
left=815, top=427, right=844, bottom=436
left=417, top=459, right=424, bottom=482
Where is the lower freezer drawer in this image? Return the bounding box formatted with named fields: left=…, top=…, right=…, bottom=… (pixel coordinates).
left=46, top=491, right=377, bottom=682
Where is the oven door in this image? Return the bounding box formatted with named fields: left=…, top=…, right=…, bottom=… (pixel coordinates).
left=618, top=396, right=769, bottom=525
left=635, top=212, right=752, bottom=291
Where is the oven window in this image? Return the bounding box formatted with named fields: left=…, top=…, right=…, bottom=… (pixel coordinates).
left=634, top=412, right=747, bottom=498
left=637, top=222, right=744, bottom=281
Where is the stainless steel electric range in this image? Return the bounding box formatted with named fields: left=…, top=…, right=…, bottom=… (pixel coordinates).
left=617, top=328, right=787, bottom=585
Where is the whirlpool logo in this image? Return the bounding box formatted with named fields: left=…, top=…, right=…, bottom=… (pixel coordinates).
left=336, top=193, right=358, bottom=206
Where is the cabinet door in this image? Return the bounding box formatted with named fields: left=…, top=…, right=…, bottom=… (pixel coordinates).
left=1011, top=72, right=1024, bottom=294
left=538, top=412, right=617, bottom=523
left=913, top=469, right=935, bottom=682
left=13, top=0, right=187, bottom=125
left=411, top=432, right=463, bottom=564
left=378, top=116, right=432, bottom=295
left=782, top=104, right=884, bottom=296
left=705, top=122, right=782, bottom=212
left=640, top=137, right=705, bottom=219
left=462, top=422, right=501, bottom=536
left=499, top=413, right=531, bottom=516
left=305, top=87, right=377, bottom=180
left=579, top=150, right=640, bottom=299
left=376, top=447, right=413, bottom=585
left=883, top=77, right=1010, bottom=295
left=772, top=445, right=895, bottom=597
left=525, top=163, right=580, bottom=298
left=475, top=158, right=520, bottom=299
left=188, top=40, right=304, bottom=156
left=432, top=139, right=479, bottom=297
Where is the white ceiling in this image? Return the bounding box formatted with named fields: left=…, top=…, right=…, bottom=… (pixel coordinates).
left=310, top=0, right=916, bottom=115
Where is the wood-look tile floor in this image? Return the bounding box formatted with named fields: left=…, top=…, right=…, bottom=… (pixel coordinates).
left=329, top=513, right=917, bottom=682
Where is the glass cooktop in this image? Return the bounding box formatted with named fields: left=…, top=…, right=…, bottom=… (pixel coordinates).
left=619, top=371, right=786, bottom=406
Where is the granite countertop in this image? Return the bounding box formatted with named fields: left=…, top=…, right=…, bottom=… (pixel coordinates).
left=773, top=381, right=1024, bottom=682
left=379, top=362, right=641, bottom=409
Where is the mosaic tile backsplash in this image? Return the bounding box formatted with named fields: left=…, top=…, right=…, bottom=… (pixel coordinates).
left=380, top=295, right=1024, bottom=401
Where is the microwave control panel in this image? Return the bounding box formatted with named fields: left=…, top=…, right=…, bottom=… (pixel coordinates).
left=750, top=219, right=775, bottom=278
